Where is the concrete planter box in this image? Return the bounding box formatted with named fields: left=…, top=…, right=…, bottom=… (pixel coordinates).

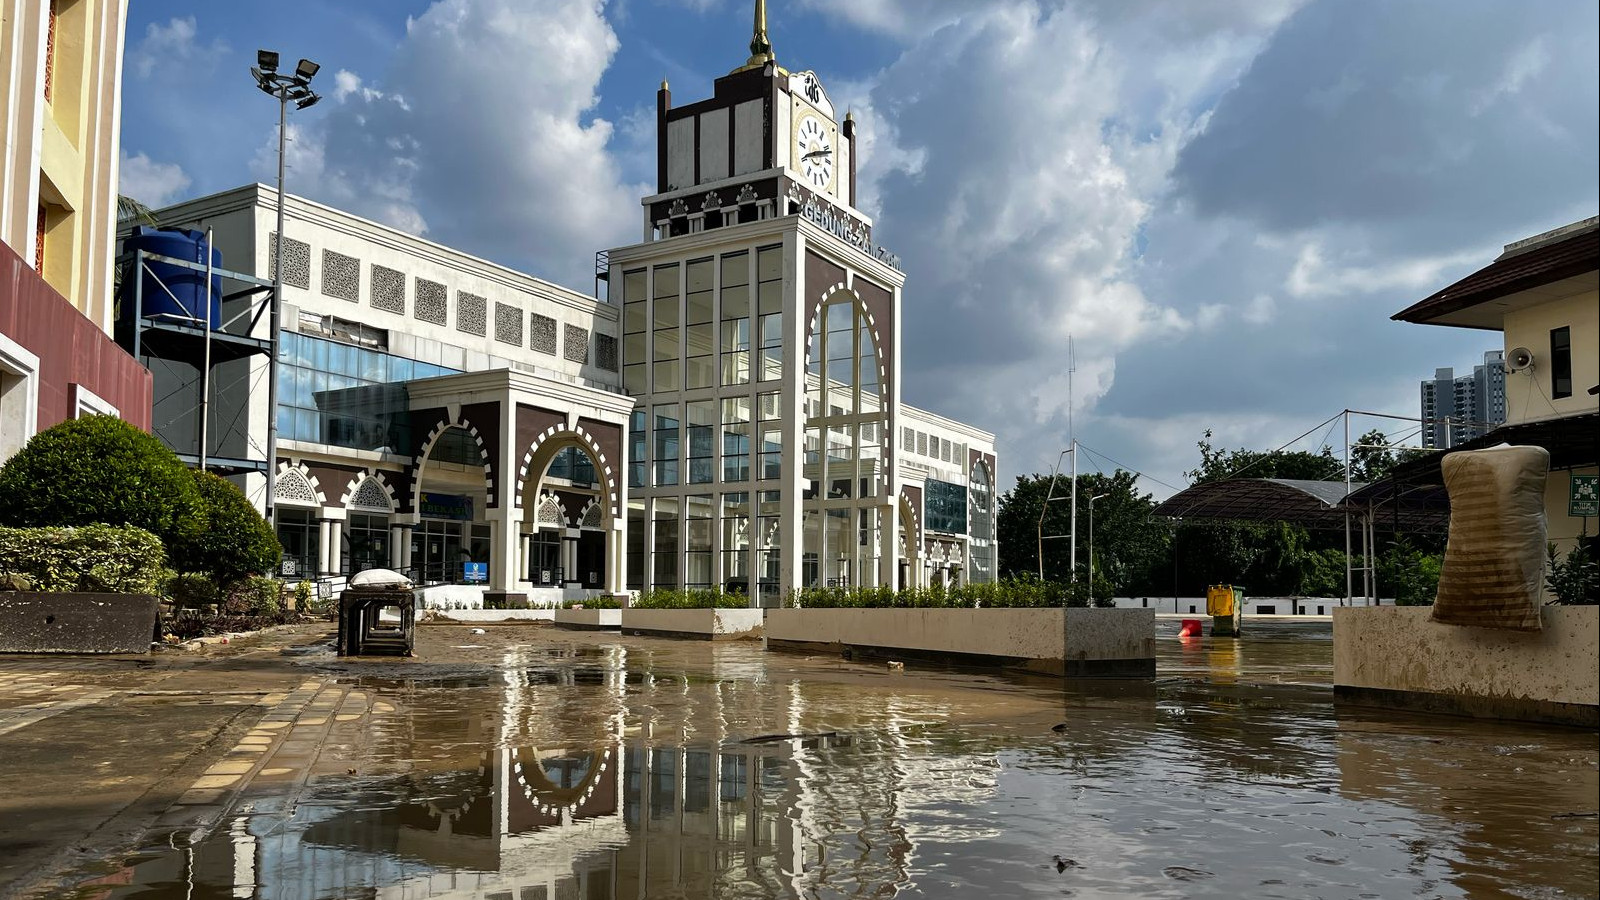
left=554, top=608, right=622, bottom=630
left=621, top=608, right=764, bottom=641
left=764, top=607, right=1156, bottom=676
left=0, top=592, right=160, bottom=654
left=1334, top=605, right=1599, bottom=727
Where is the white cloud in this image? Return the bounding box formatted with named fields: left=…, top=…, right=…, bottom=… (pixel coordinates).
left=840, top=1, right=1298, bottom=484
left=251, top=0, right=642, bottom=287
left=118, top=151, right=191, bottom=208
left=129, top=16, right=227, bottom=80
left=1285, top=241, right=1486, bottom=300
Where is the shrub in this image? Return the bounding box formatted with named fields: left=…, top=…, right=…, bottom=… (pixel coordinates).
left=221, top=575, right=283, bottom=616
left=630, top=588, right=748, bottom=609
left=164, top=571, right=221, bottom=609
left=786, top=578, right=1107, bottom=609
left=175, top=471, right=282, bottom=582
left=1547, top=538, right=1599, bottom=605
left=0, top=416, right=201, bottom=549
left=0, top=524, right=166, bottom=594
left=560, top=596, right=622, bottom=609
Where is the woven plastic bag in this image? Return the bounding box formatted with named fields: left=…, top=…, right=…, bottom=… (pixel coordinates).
left=1431, top=444, right=1549, bottom=631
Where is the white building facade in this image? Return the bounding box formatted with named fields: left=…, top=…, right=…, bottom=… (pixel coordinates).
left=141, top=17, right=998, bottom=605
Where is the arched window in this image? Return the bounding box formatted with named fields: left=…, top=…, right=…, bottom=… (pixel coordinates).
left=969, top=460, right=995, bottom=584
left=803, top=292, right=888, bottom=589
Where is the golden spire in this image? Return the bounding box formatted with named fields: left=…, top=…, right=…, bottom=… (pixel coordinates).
left=740, top=0, right=776, bottom=71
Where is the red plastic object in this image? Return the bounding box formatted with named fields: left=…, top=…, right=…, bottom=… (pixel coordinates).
left=1178, top=618, right=1202, bottom=637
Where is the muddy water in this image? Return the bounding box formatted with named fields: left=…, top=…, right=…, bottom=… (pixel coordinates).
left=70, top=625, right=1598, bottom=899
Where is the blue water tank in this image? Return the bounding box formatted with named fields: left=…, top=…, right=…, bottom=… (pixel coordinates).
left=122, top=226, right=223, bottom=329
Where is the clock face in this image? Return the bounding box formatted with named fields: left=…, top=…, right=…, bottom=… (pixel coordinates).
left=795, top=114, right=834, bottom=192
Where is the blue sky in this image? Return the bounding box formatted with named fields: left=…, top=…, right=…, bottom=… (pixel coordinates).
left=118, top=0, right=1600, bottom=496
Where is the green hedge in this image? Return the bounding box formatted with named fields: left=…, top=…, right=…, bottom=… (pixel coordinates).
left=560, top=596, right=623, bottom=609
left=0, top=524, right=167, bottom=594
left=630, top=589, right=749, bottom=609
left=0, top=416, right=201, bottom=550
left=787, top=577, right=1114, bottom=609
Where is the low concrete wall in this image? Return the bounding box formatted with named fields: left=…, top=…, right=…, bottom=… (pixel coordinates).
left=621, top=608, right=764, bottom=641
left=0, top=593, right=160, bottom=654
left=554, top=609, right=622, bottom=630
left=1333, top=605, right=1599, bottom=727
left=765, top=608, right=1155, bottom=676
left=427, top=608, right=555, bottom=624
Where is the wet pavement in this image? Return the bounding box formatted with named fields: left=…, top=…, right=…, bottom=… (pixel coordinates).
left=1, top=621, right=1595, bottom=899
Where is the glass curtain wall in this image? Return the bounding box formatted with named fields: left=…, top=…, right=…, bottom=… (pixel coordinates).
left=802, top=294, right=888, bottom=589
left=278, top=331, right=459, bottom=451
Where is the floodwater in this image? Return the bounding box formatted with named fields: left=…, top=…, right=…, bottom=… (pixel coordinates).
left=66, top=622, right=1599, bottom=899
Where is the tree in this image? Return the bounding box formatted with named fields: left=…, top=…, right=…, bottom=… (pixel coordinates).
left=175, top=471, right=282, bottom=584
left=0, top=416, right=202, bottom=550
left=997, top=469, right=1170, bottom=595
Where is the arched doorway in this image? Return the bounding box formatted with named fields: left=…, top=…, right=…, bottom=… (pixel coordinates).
left=516, top=429, right=620, bottom=593
left=413, top=423, right=493, bottom=584
left=897, top=491, right=921, bottom=590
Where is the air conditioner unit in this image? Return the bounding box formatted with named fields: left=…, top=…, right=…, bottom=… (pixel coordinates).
left=1505, top=347, right=1535, bottom=373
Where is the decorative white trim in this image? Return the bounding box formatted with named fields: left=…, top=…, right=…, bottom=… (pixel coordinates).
left=71, top=384, right=119, bottom=418
left=0, top=333, right=40, bottom=459
left=514, top=425, right=618, bottom=521
left=274, top=462, right=326, bottom=508
left=414, top=418, right=495, bottom=509
left=342, top=470, right=397, bottom=512
left=898, top=489, right=922, bottom=558
left=535, top=492, right=568, bottom=526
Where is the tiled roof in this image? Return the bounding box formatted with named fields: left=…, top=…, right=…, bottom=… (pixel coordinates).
left=1392, top=227, right=1598, bottom=324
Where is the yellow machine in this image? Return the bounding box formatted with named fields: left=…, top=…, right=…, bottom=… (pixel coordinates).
left=1207, top=584, right=1239, bottom=617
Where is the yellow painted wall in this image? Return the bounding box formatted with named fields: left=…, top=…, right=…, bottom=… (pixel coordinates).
left=1502, top=288, right=1599, bottom=425
left=0, top=0, right=126, bottom=331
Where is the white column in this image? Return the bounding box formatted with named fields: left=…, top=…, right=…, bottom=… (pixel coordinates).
left=490, top=508, right=519, bottom=592
left=400, top=524, right=415, bottom=570
left=517, top=532, right=530, bottom=584
left=608, top=522, right=624, bottom=595
left=328, top=520, right=343, bottom=576
left=879, top=497, right=897, bottom=589
left=317, top=518, right=332, bottom=575
left=389, top=525, right=404, bottom=568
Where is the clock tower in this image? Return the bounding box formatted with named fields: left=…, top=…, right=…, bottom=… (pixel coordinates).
left=643, top=0, right=865, bottom=238
left=608, top=0, right=914, bottom=606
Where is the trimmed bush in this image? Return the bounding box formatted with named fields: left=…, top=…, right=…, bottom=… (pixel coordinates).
left=560, top=596, right=622, bottom=609
left=163, top=572, right=221, bottom=609
left=0, top=524, right=167, bottom=594
left=787, top=577, right=1113, bottom=609
left=0, top=416, right=201, bottom=549
left=222, top=575, right=283, bottom=616
left=175, top=471, right=282, bottom=583
left=630, top=588, right=748, bottom=609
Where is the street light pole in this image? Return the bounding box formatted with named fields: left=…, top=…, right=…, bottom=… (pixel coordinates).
left=1036, top=444, right=1075, bottom=580
left=252, top=51, right=321, bottom=528
left=1088, top=492, right=1108, bottom=589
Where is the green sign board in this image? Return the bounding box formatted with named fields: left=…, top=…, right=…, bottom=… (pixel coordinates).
left=1571, top=475, right=1599, bottom=517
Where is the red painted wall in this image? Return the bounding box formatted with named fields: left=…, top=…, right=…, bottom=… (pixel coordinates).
left=0, top=241, right=152, bottom=433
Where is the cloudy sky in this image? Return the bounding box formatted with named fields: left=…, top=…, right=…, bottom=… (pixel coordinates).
left=117, top=0, right=1599, bottom=497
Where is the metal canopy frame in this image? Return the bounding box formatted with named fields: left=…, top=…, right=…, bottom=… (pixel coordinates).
left=115, top=242, right=278, bottom=479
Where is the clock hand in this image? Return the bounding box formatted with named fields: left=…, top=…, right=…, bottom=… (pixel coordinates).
left=802, top=148, right=832, bottom=161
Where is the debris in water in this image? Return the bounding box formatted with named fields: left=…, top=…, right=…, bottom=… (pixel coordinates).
left=741, top=732, right=838, bottom=745
left=1052, top=855, right=1080, bottom=872
left=1162, top=866, right=1214, bottom=881
left=470, top=628, right=487, bottom=634
left=1051, top=723, right=1069, bottom=733
left=887, top=661, right=905, bottom=672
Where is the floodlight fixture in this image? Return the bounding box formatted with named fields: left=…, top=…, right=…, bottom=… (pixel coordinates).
left=258, top=50, right=279, bottom=73
left=295, top=93, right=321, bottom=110
left=295, top=58, right=320, bottom=82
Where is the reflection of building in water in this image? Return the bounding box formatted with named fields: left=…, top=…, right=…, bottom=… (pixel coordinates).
left=103, top=644, right=1009, bottom=897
